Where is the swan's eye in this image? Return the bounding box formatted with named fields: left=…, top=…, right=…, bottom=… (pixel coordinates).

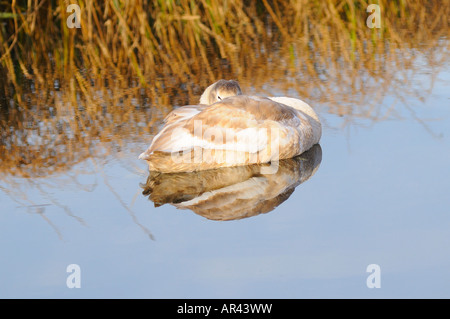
left=217, top=95, right=222, bottom=100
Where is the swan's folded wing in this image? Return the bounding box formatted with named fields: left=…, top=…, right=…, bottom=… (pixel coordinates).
left=141, top=99, right=291, bottom=157
left=163, top=105, right=206, bottom=125
left=139, top=96, right=302, bottom=160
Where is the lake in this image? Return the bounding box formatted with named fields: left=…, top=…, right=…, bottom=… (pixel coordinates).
left=0, top=2, right=449, bottom=298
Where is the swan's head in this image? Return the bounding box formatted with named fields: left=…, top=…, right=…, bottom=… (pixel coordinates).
left=199, top=79, right=242, bottom=105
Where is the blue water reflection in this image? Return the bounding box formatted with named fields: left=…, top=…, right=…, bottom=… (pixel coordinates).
left=1, top=56, right=449, bottom=299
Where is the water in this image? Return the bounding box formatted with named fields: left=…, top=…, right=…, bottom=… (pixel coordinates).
left=1, top=46, right=450, bottom=299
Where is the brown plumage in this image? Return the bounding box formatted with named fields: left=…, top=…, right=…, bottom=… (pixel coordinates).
left=139, top=80, right=321, bottom=173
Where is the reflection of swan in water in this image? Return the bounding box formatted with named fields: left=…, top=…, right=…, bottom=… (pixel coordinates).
left=141, top=144, right=322, bottom=221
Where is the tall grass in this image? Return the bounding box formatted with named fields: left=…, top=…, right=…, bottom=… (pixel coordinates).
left=0, top=0, right=449, bottom=178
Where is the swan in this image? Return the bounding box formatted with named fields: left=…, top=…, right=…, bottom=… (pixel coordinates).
left=139, top=79, right=321, bottom=173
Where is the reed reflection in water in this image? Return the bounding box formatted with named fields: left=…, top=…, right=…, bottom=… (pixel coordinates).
left=0, top=1, right=448, bottom=180
left=142, top=144, right=322, bottom=221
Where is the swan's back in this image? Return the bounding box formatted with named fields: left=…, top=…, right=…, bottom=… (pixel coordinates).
left=268, top=96, right=322, bottom=141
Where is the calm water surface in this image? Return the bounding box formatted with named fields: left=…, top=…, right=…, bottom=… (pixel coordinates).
left=1, top=47, right=450, bottom=298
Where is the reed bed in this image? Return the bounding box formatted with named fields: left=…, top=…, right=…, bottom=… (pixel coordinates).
left=0, top=0, right=449, bottom=178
